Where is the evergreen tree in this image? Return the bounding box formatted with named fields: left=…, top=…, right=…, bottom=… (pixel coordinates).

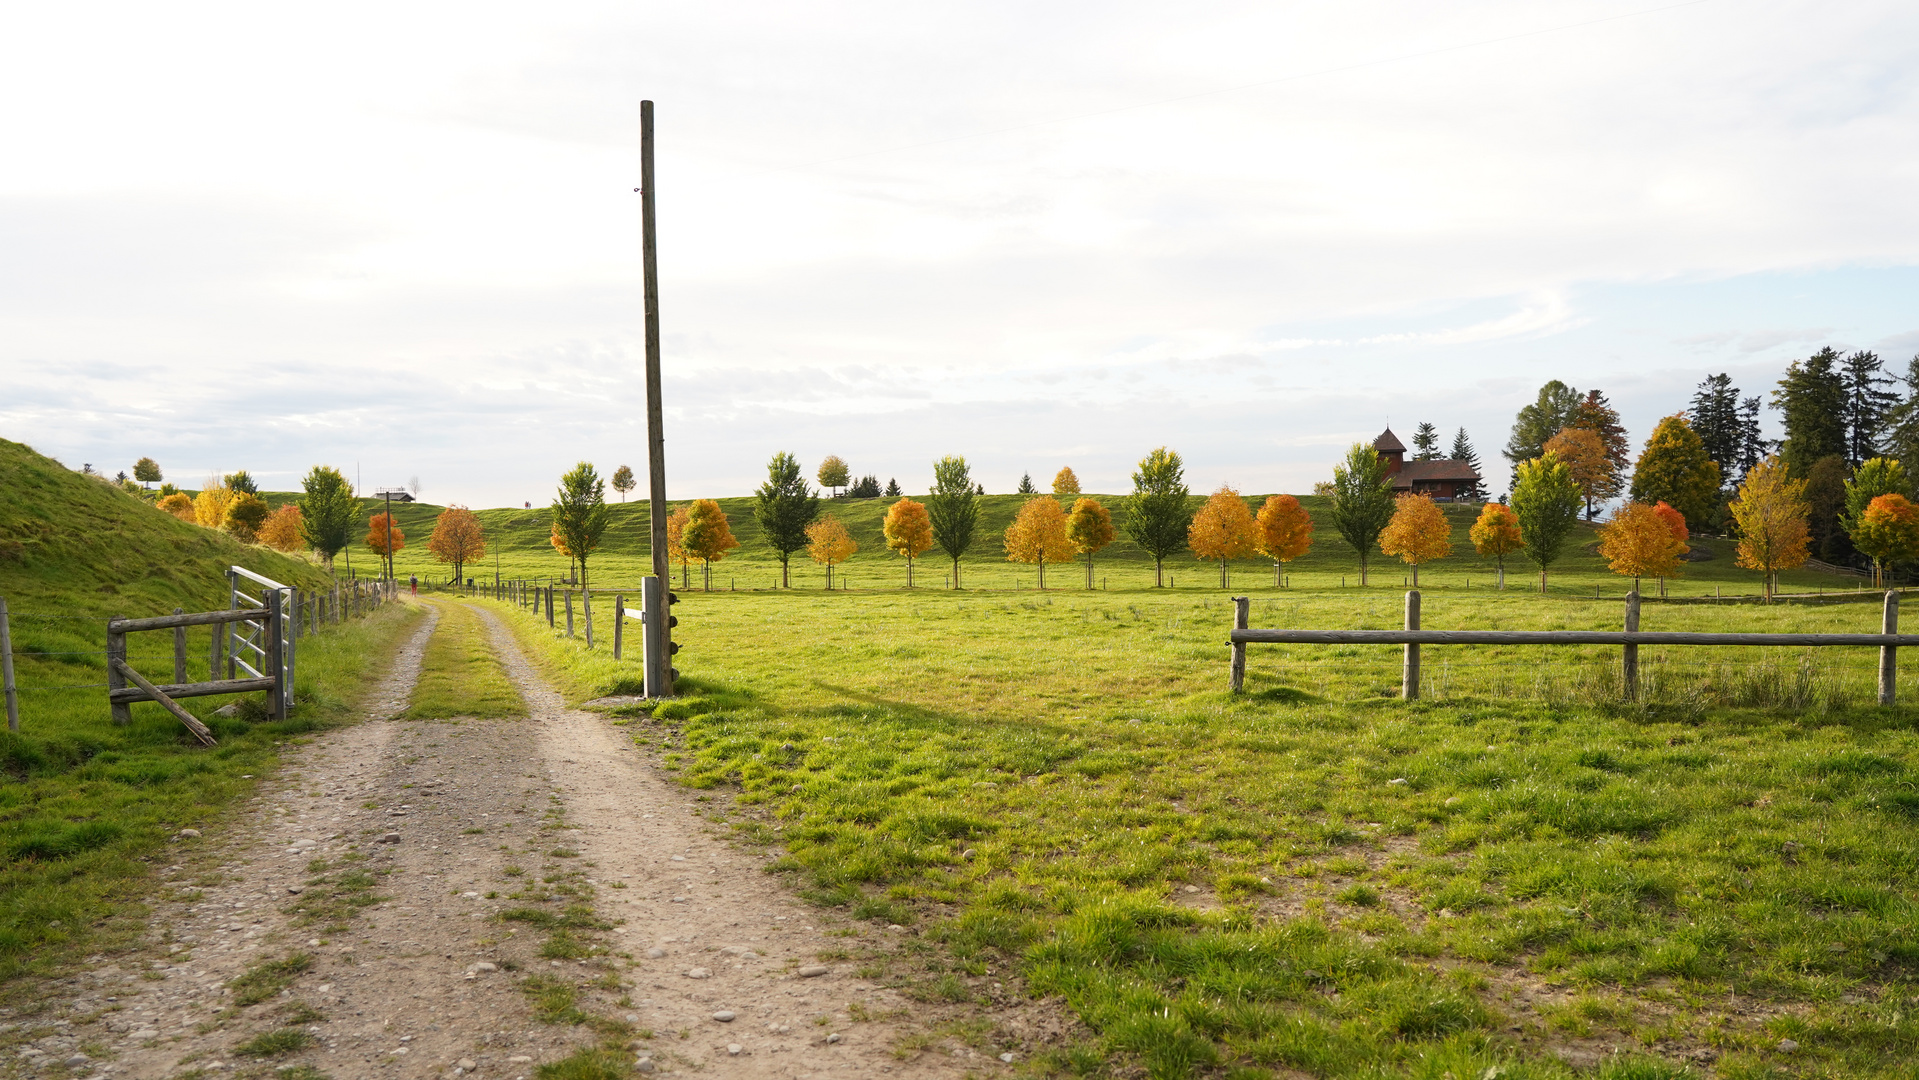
left=1569, top=390, right=1631, bottom=493
left=1689, top=374, right=1743, bottom=470
left=1883, top=355, right=1919, bottom=476
left=1328, top=443, right=1396, bottom=585
left=1772, top=347, right=1848, bottom=476
left=884, top=477, right=902, bottom=497
left=1504, top=381, right=1581, bottom=467
left=1017, top=472, right=1037, bottom=494
left=1122, top=447, right=1194, bottom=587
left=753, top=451, right=821, bottom=587
left=1804, top=454, right=1851, bottom=563
left=1843, top=350, right=1896, bottom=466
left=847, top=474, right=881, bottom=498
left=224, top=470, right=258, bottom=495
left=928, top=456, right=980, bottom=587
left=1449, top=428, right=1484, bottom=500
left=1736, top=395, right=1768, bottom=482
left=1411, top=422, right=1441, bottom=461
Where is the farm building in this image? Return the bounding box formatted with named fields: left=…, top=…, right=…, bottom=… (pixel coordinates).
left=1374, top=428, right=1482, bottom=499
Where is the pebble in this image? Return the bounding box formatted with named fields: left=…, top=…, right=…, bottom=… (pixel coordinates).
left=671, top=856, right=685, bottom=862
left=961, top=848, right=977, bottom=859
left=286, top=885, right=303, bottom=895
left=131, top=1029, right=159, bottom=1040
left=458, top=1059, right=477, bottom=1070
left=1778, top=1039, right=1800, bottom=1053
left=470, top=962, right=498, bottom=973
left=178, top=829, right=202, bottom=838
left=635, top=1059, right=656, bottom=1074
left=1388, top=777, right=1408, bottom=785
left=1001, top=1052, right=1016, bottom=1062
left=671, top=896, right=687, bottom=903
left=379, top=832, right=402, bottom=844
left=64, top=1055, right=89, bottom=1067
left=508, top=1055, right=533, bottom=1063
left=727, top=1043, right=742, bottom=1055
left=887, top=924, right=905, bottom=931
left=1183, top=885, right=1200, bottom=894
left=798, top=964, right=830, bottom=978
left=684, top=968, right=711, bottom=979
left=713, top=1010, right=735, bottom=1022
left=645, top=948, right=666, bottom=959
left=827, top=1032, right=841, bottom=1044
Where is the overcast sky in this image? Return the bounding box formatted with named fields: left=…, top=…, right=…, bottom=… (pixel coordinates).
left=5, top=0, right=1918, bottom=506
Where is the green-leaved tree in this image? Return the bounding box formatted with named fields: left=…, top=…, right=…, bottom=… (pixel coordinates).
left=1329, top=443, right=1396, bottom=585
left=133, top=457, right=162, bottom=490
left=754, top=451, right=821, bottom=587
left=1511, top=453, right=1582, bottom=592
left=928, top=455, right=979, bottom=588
left=1843, top=457, right=1911, bottom=556
left=551, top=462, right=610, bottom=590
left=1504, top=381, right=1582, bottom=468
left=1629, top=414, right=1723, bottom=527
left=1123, top=447, right=1193, bottom=587
left=299, top=465, right=357, bottom=571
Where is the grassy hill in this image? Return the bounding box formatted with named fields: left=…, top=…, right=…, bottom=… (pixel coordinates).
left=0, top=438, right=417, bottom=986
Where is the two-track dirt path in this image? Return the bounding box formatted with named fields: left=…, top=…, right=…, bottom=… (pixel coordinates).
left=3, top=601, right=1040, bottom=1079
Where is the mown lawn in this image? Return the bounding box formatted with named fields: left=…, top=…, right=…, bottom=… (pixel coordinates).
left=488, top=586, right=1919, bottom=1079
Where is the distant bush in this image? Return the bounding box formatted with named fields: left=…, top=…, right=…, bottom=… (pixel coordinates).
left=258, top=504, right=306, bottom=552
left=224, top=492, right=270, bottom=543
left=157, top=492, right=195, bottom=521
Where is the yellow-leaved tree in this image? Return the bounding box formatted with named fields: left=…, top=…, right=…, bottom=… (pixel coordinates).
left=1053, top=467, right=1081, bottom=496
left=805, top=516, right=858, bottom=589
left=1729, top=456, right=1809, bottom=602
left=1543, top=426, right=1616, bottom=520
left=665, top=505, right=692, bottom=588
left=1596, top=502, right=1686, bottom=593
left=1004, top=496, right=1075, bottom=589
left=1468, top=502, right=1524, bottom=589
left=1378, top=494, right=1453, bottom=586
left=1853, top=494, right=1919, bottom=590
left=258, top=505, right=306, bottom=553
left=1254, top=494, right=1313, bottom=587
left=427, top=506, right=488, bottom=585
left=883, top=497, right=935, bottom=587
left=1065, top=497, right=1115, bottom=590
left=193, top=476, right=236, bottom=529
left=158, top=492, right=196, bottom=522
left=681, top=499, right=741, bottom=592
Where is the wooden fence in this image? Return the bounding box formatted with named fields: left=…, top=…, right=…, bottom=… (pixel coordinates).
left=1229, top=589, right=1915, bottom=704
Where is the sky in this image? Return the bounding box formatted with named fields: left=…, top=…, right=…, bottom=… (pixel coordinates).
left=4, top=0, right=1918, bottom=506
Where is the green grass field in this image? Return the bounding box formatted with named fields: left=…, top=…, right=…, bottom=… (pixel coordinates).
left=485, top=587, right=1919, bottom=1078
left=404, top=600, right=526, bottom=719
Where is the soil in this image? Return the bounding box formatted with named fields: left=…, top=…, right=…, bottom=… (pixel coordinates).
left=2, top=601, right=1071, bottom=1079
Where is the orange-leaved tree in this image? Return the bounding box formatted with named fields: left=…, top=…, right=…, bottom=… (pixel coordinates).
left=1469, top=502, right=1524, bottom=589
left=1853, top=494, right=1919, bottom=589
left=1004, top=496, right=1075, bottom=589
left=550, top=526, right=577, bottom=584
left=1188, top=485, right=1258, bottom=588
left=1729, top=456, right=1809, bottom=602
left=1596, top=502, right=1686, bottom=593
left=681, top=499, right=741, bottom=592
left=883, top=497, right=936, bottom=588
left=1378, top=494, right=1453, bottom=586
left=258, top=505, right=306, bottom=553
left=665, top=505, right=691, bottom=588
left=367, top=512, right=406, bottom=581
left=1066, top=497, right=1115, bottom=590
left=158, top=492, right=196, bottom=522
left=427, top=506, right=487, bottom=584
left=805, top=516, right=858, bottom=589
left=1649, top=501, right=1690, bottom=595
left=1543, top=425, right=1617, bottom=520
left=1053, top=467, right=1081, bottom=496
left=1254, top=494, right=1313, bottom=587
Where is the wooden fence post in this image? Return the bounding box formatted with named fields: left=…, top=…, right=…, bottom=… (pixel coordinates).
left=172, top=607, right=187, bottom=684
left=1623, top=591, right=1640, bottom=702
left=1230, top=596, right=1249, bottom=693
left=1880, top=590, right=1898, bottom=706
left=1403, top=590, right=1421, bottom=701
left=613, top=595, right=625, bottom=660
left=584, top=591, right=594, bottom=648
left=0, top=597, right=18, bottom=732
left=107, top=617, right=131, bottom=726
left=566, top=591, right=575, bottom=638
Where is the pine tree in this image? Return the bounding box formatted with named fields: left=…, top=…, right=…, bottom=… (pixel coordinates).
left=1804, top=454, right=1851, bottom=563
left=1843, top=350, right=1896, bottom=466
left=1773, top=347, right=1848, bottom=476
left=1449, top=429, right=1484, bottom=500
left=1504, top=381, right=1581, bottom=466
left=1736, top=395, right=1768, bottom=482
left=1017, top=472, right=1037, bottom=494
left=884, top=478, right=902, bottom=497
left=1411, top=423, right=1441, bottom=461
left=1688, top=375, right=1742, bottom=471
left=1883, top=356, right=1919, bottom=474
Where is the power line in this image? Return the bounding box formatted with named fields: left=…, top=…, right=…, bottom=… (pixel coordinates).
left=760, top=0, right=1717, bottom=176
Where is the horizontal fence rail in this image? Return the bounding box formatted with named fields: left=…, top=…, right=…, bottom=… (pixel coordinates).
left=1230, top=590, right=1907, bottom=705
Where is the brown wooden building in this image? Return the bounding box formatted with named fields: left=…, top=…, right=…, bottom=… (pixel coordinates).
left=1374, top=428, right=1482, bottom=500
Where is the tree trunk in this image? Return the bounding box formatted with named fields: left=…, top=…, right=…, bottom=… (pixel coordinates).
left=703, top=559, right=711, bottom=592
left=1037, top=558, right=1045, bottom=590
left=1219, top=558, right=1227, bottom=589
left=1154, top=556, right=1164, bottom=588
left=907, top=556, right=914, bottom=588
left=1539, top=569, right=1547, bottom=594
left=782, top=554, right=790, bottom=589
left=952, top=555, right=962, bottom=589
left=826, top=563, right=833, bottom=590
left=682, top=560, right=690, bottom=589
left=1359, top=551, right=1369, bottom=587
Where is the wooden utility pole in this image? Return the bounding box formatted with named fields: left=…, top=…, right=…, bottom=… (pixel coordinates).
left=640, top=99, right=676, bottom=697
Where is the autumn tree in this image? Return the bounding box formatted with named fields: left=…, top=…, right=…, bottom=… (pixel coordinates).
left=1842, top=457, right=1910, bottom=581
left=1053, top=467, right=1081, bottom=496
left=551, top=462, right=609, bottom=590
left=1004, top=496, right=1075, bottom=588
left=1631, top=415, right=1723, bottom=527
left=665, top=505, right=691, bottom=588
left=1330, top=443, right=1396, bottom=585
left=1597, top=503, right=1686, bottom=592
left=1378, top=494, right=1453, bottom=586
left=611, top=464, right=636, bottom=502
left=366, top=511, right=406, bottom=581
left=682, top=499, right=741, bottom=591
left=259, top=505, right=306, bottom=553
left=928, top=456, right=979, bottom=588
left=805, top=516, right=858, bottom=588
left=224, top=493, right=270, bottom=543
left=1729, top=456, right=1810, bottom=602
left=427, top=506, right=488, bottom=584
left=1854, top=495, right=1919, bottom=589
left=1253, top=495, right=1312, bottom=586
left=193, top=477, right=236, bottom=529
left=1187, top=485, right=1258, bottom=588
left=1469, top=502, right=1525, bottom=589
left=299, top=465, right=357, bottom=571
left=754, top=451, right=820, bottom=587
left=883, top=497, right=936, bottom=587
left=1511, top=453, right=1582, bottom=592
left=158, top=492, right=195, bottom=522
left=133, top=457, right=162, bottom=490
left=1543, top=426, right=1615, bottom=519
left=1568, top=390, right=1631, bottom=494
left=817, top=455, right=851, bottom=497
left=550, top=526, right=577, bottom=584
left=1066, top=497, right=1115, bottom=589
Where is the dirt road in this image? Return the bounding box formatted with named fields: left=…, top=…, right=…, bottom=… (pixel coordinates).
left=5, top=602, right=1050, bottom=1078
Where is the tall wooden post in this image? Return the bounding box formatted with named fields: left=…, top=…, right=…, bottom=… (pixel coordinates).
left=1880, top=590, right=1898, bottom=706
left=613, top=595, right=625, bottom=660
left=565, top=591, right=575, bottom=638
left=107, top=617, right=130, bottom=726
left=1403, top=591, right=1421, bottom=701
left=1623, top=591, right=1640, bottom=702
left=1230, top=596, right=1249, bottom=693
left=0, top=597, right=18, bottom=732
left=641, top=99, right=675, bottom=698
left=172, top=607, right=187, bottom=684
left=583, top=590, right=594, bottom=648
